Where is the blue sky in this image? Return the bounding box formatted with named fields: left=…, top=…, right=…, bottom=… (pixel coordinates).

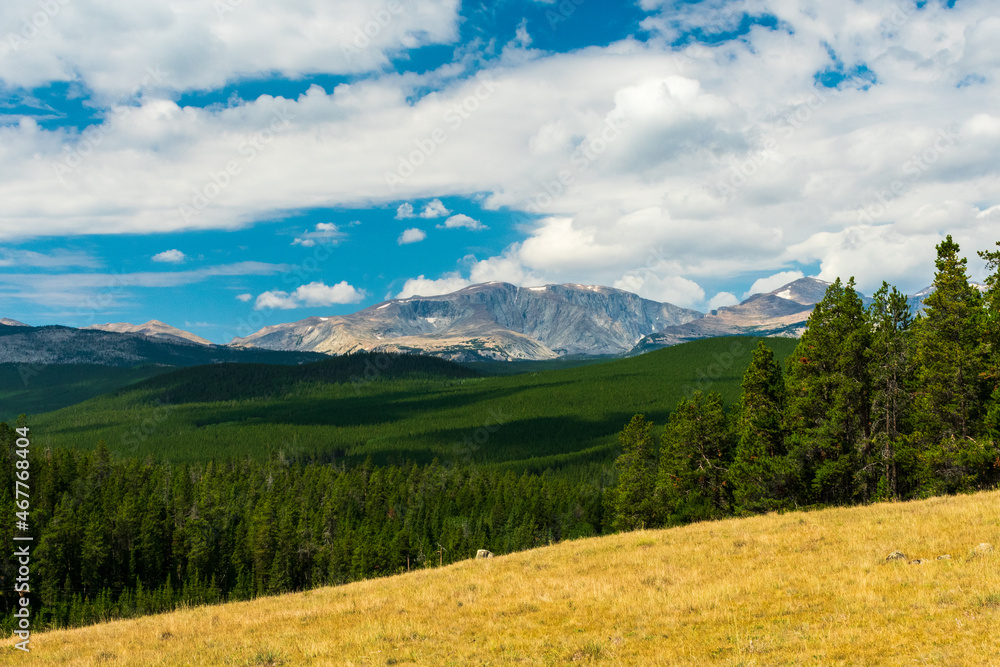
left=1, top=0, right=998, bottom=343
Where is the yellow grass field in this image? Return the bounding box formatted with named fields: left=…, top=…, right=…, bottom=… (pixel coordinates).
left=5, top=490, right=999, bottom=666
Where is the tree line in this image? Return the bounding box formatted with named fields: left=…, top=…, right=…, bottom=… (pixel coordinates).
left=0, top=439, right=603, bottom=632
left=608, top=236, right=1000, bottom=530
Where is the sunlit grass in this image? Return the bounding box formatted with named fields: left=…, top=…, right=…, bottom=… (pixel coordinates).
left=10, top=489, right=999, bottom=665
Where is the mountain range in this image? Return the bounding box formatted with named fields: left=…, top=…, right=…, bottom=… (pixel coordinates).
left=1, top=277, right=940, bottom=366
left=231, top=282, right=702, bottom=361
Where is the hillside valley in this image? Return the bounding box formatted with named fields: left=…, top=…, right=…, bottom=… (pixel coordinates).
left=11, top=489, right=999, bottom=665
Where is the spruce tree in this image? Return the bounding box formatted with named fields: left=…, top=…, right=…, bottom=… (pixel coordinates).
left=784, top=278, right=872, bottom=505
left=914, top=235, right=987, bottom=441
left=730, top=341, right=790, bottom=513
left=657, top=392, right=733, bottom=523
left=608, top=415, right=659, bottom=532
left=866, top=282, right=916, bottom=498
left=913, top=236, right=993, bottom=493
left=978, top=242, right=1000, bottom=437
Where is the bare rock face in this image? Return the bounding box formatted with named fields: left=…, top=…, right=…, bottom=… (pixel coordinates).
left=231, top=282, right=703, bottom=362
left=886, top=551, right=907, bottom=561
left=476, top=549, right=494, bottom=559
left=84, top=320, right=212, bottom=346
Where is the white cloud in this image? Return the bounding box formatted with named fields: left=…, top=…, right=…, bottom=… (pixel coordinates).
left=0, top=0, right=462, bottom=101
left=396, top=273, right=471, bottom=299
left=0, top=249, right=99, bottom=268
left=707, top=291, right=740, bottom=310
left=438, top=214, right=487, bottom=231
left=254, top=281, right=364, bottom=310
left=1, top=0, right=998, bottom=298
left=419, top=199, right=451, bottom=219
left=152, top=249, right=186, bottom=263
left=236, top=293, right=253, bottom=302
left=613, top=272, right=705, bottom=308
left=292, top=223, right=343, bottom=247
left=0, top=262, right=291, bottom=310
left=744, top=271, right=806, bottom=298
left=398, top=228, right=427, bottom=245
left=395, top=203, right=415, bottom=219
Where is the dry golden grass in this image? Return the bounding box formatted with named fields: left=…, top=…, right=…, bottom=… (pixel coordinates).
left=5, top=490, right=999, bottom=666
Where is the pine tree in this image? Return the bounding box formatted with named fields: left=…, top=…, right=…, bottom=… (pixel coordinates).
left=913, top=236, right=992, bottom=493
left=730, top=342, right=790, bottom=513
left=978, top=242, right=1000, bottom=436
left=784, top=278, right=872, bottom=505
left=866, top=282, right=916, bottom=499
left=914, top=235, right=987, bottom=441
left=608, top=415, right=659, bottom=532
left=657, top=392, right=733, bottom=523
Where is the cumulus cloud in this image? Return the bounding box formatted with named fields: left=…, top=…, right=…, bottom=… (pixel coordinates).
left=395, top=203, right=415, bottom=219
left=396, top=273, right=470, bottom=299
left=254, top=281, right=364, bottom=310
left=292, top=223, right=343, bottom=247
left=398, top=228, right=427, bottom=245
left=419, top=199, right=451, bottom=219
left=152, top=249, right=186, bottom=263
left=1, top=0, right=998, bottom=298
left=236, top=293, right=253, bottom=302
left=613, top=272, right=705, bottom=309
left=744, top=271, right=806, bottom=298
left=707, top=291, right=740, bottom=310
left=438, top=214, right=487, bottom=231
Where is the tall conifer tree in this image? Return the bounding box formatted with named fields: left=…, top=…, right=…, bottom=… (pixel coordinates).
left=866, top=282, right=916, bottom=499
left=608, top=415, right=659, bottom=532
left=730, top=342, right=789, bottom=513
left=784, top=278, right=872, bottom=505
left=657, top=392, right=733, bottom=522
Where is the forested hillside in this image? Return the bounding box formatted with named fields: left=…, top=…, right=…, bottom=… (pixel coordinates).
left=608, top=236, right=1000, bottom=531
left=27, top=338, right=796, bottom=465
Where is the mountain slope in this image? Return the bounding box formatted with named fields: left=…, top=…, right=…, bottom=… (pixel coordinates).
left=18, top=489, right=1000, bottom=665
left=632, top=277, right=832, bottom=352
left=84, top=320, right=212, bottom=346
left=232, top=282, right=702, bottom=361
left=0, top=324, right=325, bottom=367
left=0, top=318, right=28, bottom=327
left=30, top=337, right=798, bottom=464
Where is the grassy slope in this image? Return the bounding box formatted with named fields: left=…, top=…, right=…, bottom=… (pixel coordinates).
left=27, top=337, right=798, bottom=466
left=12, top=490, right=999, bottom=666
left=0, top=364, right=174, bottom=422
